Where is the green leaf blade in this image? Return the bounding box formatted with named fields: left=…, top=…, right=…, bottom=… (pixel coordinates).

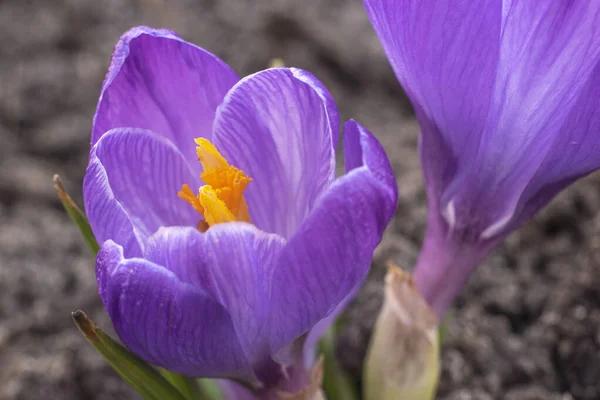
left=72, top=310, right=186, bottom=400
left=319, top=327, right=360, bottom=400
left=53, top=175, right=100, bottom=255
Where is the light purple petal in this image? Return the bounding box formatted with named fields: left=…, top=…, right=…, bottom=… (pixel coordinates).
left=212, top=68, right=340, bottom=239
left=92, top=26, right=239, bottom=174
left=144, top=224, right=286, bottom=383
left=364, top=0, right=501, bottom=235
left=96, top=240, right=253, bottom=379
left=363, top=0, right=502, bottom=194
left=372, top=1, right=600, bottom=318
left=269, top=120, right=397, bottom=361
left=513, top=59, right=600, bottom=228
left=365, top=0, right=600, bottom=239
left=84, top=128, right=199, bottom=253
left=458, top=2, right=600, bottom=238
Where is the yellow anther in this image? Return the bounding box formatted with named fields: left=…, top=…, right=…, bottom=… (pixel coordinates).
left=198, top=186, right=236, bottom=226
left=178, top=138, right=252, bottom=230
left=195, top=138, right=228, bottom=170
left=178, top=184, right=204, bottom=215
left=268, top=58, right=285, bottom=68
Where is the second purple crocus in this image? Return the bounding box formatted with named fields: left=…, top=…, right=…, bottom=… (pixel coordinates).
left=84, top=26, right=397, bottom=393
left=364, top=0, right=600, bottom=317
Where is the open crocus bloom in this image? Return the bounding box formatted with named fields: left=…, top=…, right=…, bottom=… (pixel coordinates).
left=364, top=0, right=600, bottom=317
left=84, top=26, right=398, bottom=389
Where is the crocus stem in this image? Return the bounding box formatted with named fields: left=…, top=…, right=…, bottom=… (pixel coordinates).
left=412, top=229, right=491, bottom=319
left=412, top=241, right=463, bottom=319
left=161, top=370, right=219, bottom=400
left=438, top=310, right=453, bottom=348
left=196, top=379, right=224, bottom=400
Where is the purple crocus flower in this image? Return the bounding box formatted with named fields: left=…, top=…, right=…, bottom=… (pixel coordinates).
left=84, top=26, right=397, bottom=391
left=364, top=0, right=600, bottom=318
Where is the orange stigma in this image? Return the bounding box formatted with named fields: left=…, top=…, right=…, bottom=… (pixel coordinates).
left=178, top=138, right=251, bottom=231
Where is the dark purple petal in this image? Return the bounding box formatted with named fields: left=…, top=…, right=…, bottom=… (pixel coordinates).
left=269, top=120, right=397, bottom=360
left=84, top=128, right=199, bottom=253
left=303, top=119, right=399, bottom=365
left=92, top=26, right=239, bottom=174
left=83, top=149, right=142, bottom=258
left=218, top=382, right=259, bottom=400
left=212, top=68, right=340, bottom=239
left=298, top=119, right=402, bottom=363
left=96, top=240, right=253, bottom=379
left=144, top=223, right=285, bottom=382
left=302, top=286, right=358, bottom=368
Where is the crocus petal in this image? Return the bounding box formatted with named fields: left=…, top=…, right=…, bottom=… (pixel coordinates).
left=302, top=118, right=399, bottom=366
left=96, top=240, right=253, bottom=379
left=212, top=68, right=340, bottom=239
left=84, top=128, right=199, bottom=253
left=363, top=0, right=502, bottom=190
left=365, top=0, right=600, bottom=238
left=269, top=120, right=397, bottom=360
left=364, top=0, right=502, bottom=236
left=92, top=26, right=239, bottom=174
left=461, top=2, right=600, bottom=238
left=218, top=382, right=260, bottom=400
left=302, top=287, right=358, bottom=368
left=145, top=224, right=286, bottom=383
left=84, top=149, right=142, bottom=258
left=513, top=59, right=600, bottom=229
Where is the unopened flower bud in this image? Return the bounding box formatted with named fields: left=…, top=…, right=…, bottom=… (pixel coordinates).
left=364, top=265, right=440, bottom=400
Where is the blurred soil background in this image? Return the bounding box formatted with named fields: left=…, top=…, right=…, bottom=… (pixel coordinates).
left=0, top=0, right=599, bottom=399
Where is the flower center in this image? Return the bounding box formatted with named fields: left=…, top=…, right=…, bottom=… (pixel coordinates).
left=178, top=138, right=252, bottom=232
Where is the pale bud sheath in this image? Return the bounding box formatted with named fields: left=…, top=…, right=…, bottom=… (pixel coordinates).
left=364, top=266, right=440, bottom=400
